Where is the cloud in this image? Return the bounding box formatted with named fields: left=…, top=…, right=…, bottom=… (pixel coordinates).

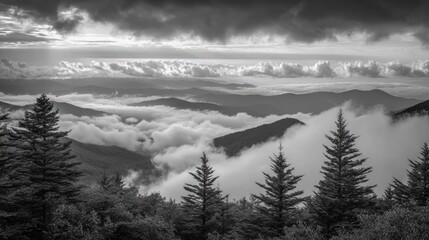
left=0, top=59, right=230, bottom=79
left=339, top=61, right=382, bottom=78
left=2, top=1, right=429, bottom=44
left=0, top=58, right=57, bottom=79
left=2, top=58, right=428, bottom=79
left=385, top=60, right=429, bottom=77
left=142, top=104, right=429, bottom=201
left=0, top=32, right=51, bottom=42
left=239, top=61, right=335, bottom=78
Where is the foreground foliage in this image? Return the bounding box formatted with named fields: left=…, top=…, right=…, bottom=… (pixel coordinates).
left=333, top=206, right=429, bottom=240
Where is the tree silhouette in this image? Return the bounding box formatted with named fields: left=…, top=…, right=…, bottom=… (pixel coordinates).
left=308, top=109, right=375, bottom=238
left=391, top=142, right=429, bottom=206
left=251, top=144, right=304, bottom=237
left=0, top=113, right=31, bottom=238
left=13, top=94, right=82, bottom=239
left=181, top=153, right=223, bottom=240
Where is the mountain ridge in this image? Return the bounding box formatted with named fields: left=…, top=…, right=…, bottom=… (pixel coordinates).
left=393, top=99, right=429, bottom=119
left=213, top=118, right=304, bottom=157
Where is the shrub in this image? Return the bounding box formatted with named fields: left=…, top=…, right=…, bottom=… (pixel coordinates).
left=333, top=206, right=429, bottom=240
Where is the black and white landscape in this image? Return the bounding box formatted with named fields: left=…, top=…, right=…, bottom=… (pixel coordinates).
left=1, top=1, right=429, bottom=239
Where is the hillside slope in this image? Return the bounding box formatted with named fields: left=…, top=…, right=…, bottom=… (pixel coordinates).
left=394, top=99, right=429, bottom=119
left=213, top=118, right=304, bottom=157
left=70, top=139, right=157, bottom=184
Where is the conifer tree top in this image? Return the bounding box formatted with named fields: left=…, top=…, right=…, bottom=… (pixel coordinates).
left=309, top=109, right=375, bottom=238
left=251, top=144, right=304, bottom=236
left=392, top=142, right=429, bottom=206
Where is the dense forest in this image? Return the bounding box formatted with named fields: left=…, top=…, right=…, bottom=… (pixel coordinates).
left=1, top=94, right=429, bottom=240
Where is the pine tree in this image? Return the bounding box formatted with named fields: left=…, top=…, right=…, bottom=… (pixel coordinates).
left=308, top=109, right=375, bottom=238
left=12, top=94, right=82, bottom=238
left=391, top=142, right=429, bottom=206
left=390, top=178, right=409, bottom=205
left=251, top=144, right=304, bottom=237
left=181, top=153, right=223, bottom=240
left=0, top=113, right=31, bottom=238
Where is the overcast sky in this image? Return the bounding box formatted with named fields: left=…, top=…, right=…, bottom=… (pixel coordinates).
left=0, top=0, right=428, bottom=63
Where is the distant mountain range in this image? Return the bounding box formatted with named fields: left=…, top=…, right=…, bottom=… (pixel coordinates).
left=0, top=100, right=106, bottom=117
left=0, top=78, right=421, bottom=116
left=70, top=139, right=157, bottom=184
left=129, top=90, right=420, bottom=117
left=213, top=118, right=304, bottom=156
left=130, top=97, right=264, bottom=117
left=0, top=78, right=253, bottom=95
left=394, top=99, right=429, bottom=119
left=194, top=89, right=419, bottom=116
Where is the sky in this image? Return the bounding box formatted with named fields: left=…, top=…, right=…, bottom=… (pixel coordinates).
left=0, top=0, right=428, bottom=62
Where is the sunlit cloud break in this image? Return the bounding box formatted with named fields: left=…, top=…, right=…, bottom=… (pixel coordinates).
left=1, top=58, right=429, bottom=79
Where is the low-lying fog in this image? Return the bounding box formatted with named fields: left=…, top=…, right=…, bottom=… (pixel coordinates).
left=2, top=92, right=428, bottom=200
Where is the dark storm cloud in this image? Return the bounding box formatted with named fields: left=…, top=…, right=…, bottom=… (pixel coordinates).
left=1, top=0, right=429, bottom=43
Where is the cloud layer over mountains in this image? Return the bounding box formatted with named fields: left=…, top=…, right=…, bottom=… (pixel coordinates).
left=1, top=58, right=429, bottom=79
left=2, top=0, right=429, bottom=44
left=2, top=93, right=429, bottom=200
left=143, top=105, right=429, bottom=200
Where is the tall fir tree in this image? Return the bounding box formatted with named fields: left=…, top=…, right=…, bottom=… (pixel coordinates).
left=181, top=153, right=223, bottom=240
left=308, top=109, right=375, bottom=238
left=12, top=94, right=82, bottom=239
left=391, top=142, right=429, bottom=206
left=0, top=113, right=31, bottom=238
left=251, top=144, right=304, bottom=237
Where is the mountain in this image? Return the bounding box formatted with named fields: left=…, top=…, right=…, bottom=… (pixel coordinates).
left=0, top=78, right=252, bottom=95
left=195, top=89, right=419, bottom=116
left=0, top=100, right=23, bottom=111
left=70, top=139, right=157, bottom=184
left=0, top=78, right=420, bottom=116
left=54, top=85, right=219, bottom=97
left=0, top=100, right=106, bottom=117
left=393, top=99, right=429, bottom=119
left=213, top=118, right=304, bottom=157
left=130, top=97, right=264, bottom=117
left=0, top=79, right=72, bottom=95
left=51, top=101, right=106, bottom=117
left=62, top=77, right=254, bottom=90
